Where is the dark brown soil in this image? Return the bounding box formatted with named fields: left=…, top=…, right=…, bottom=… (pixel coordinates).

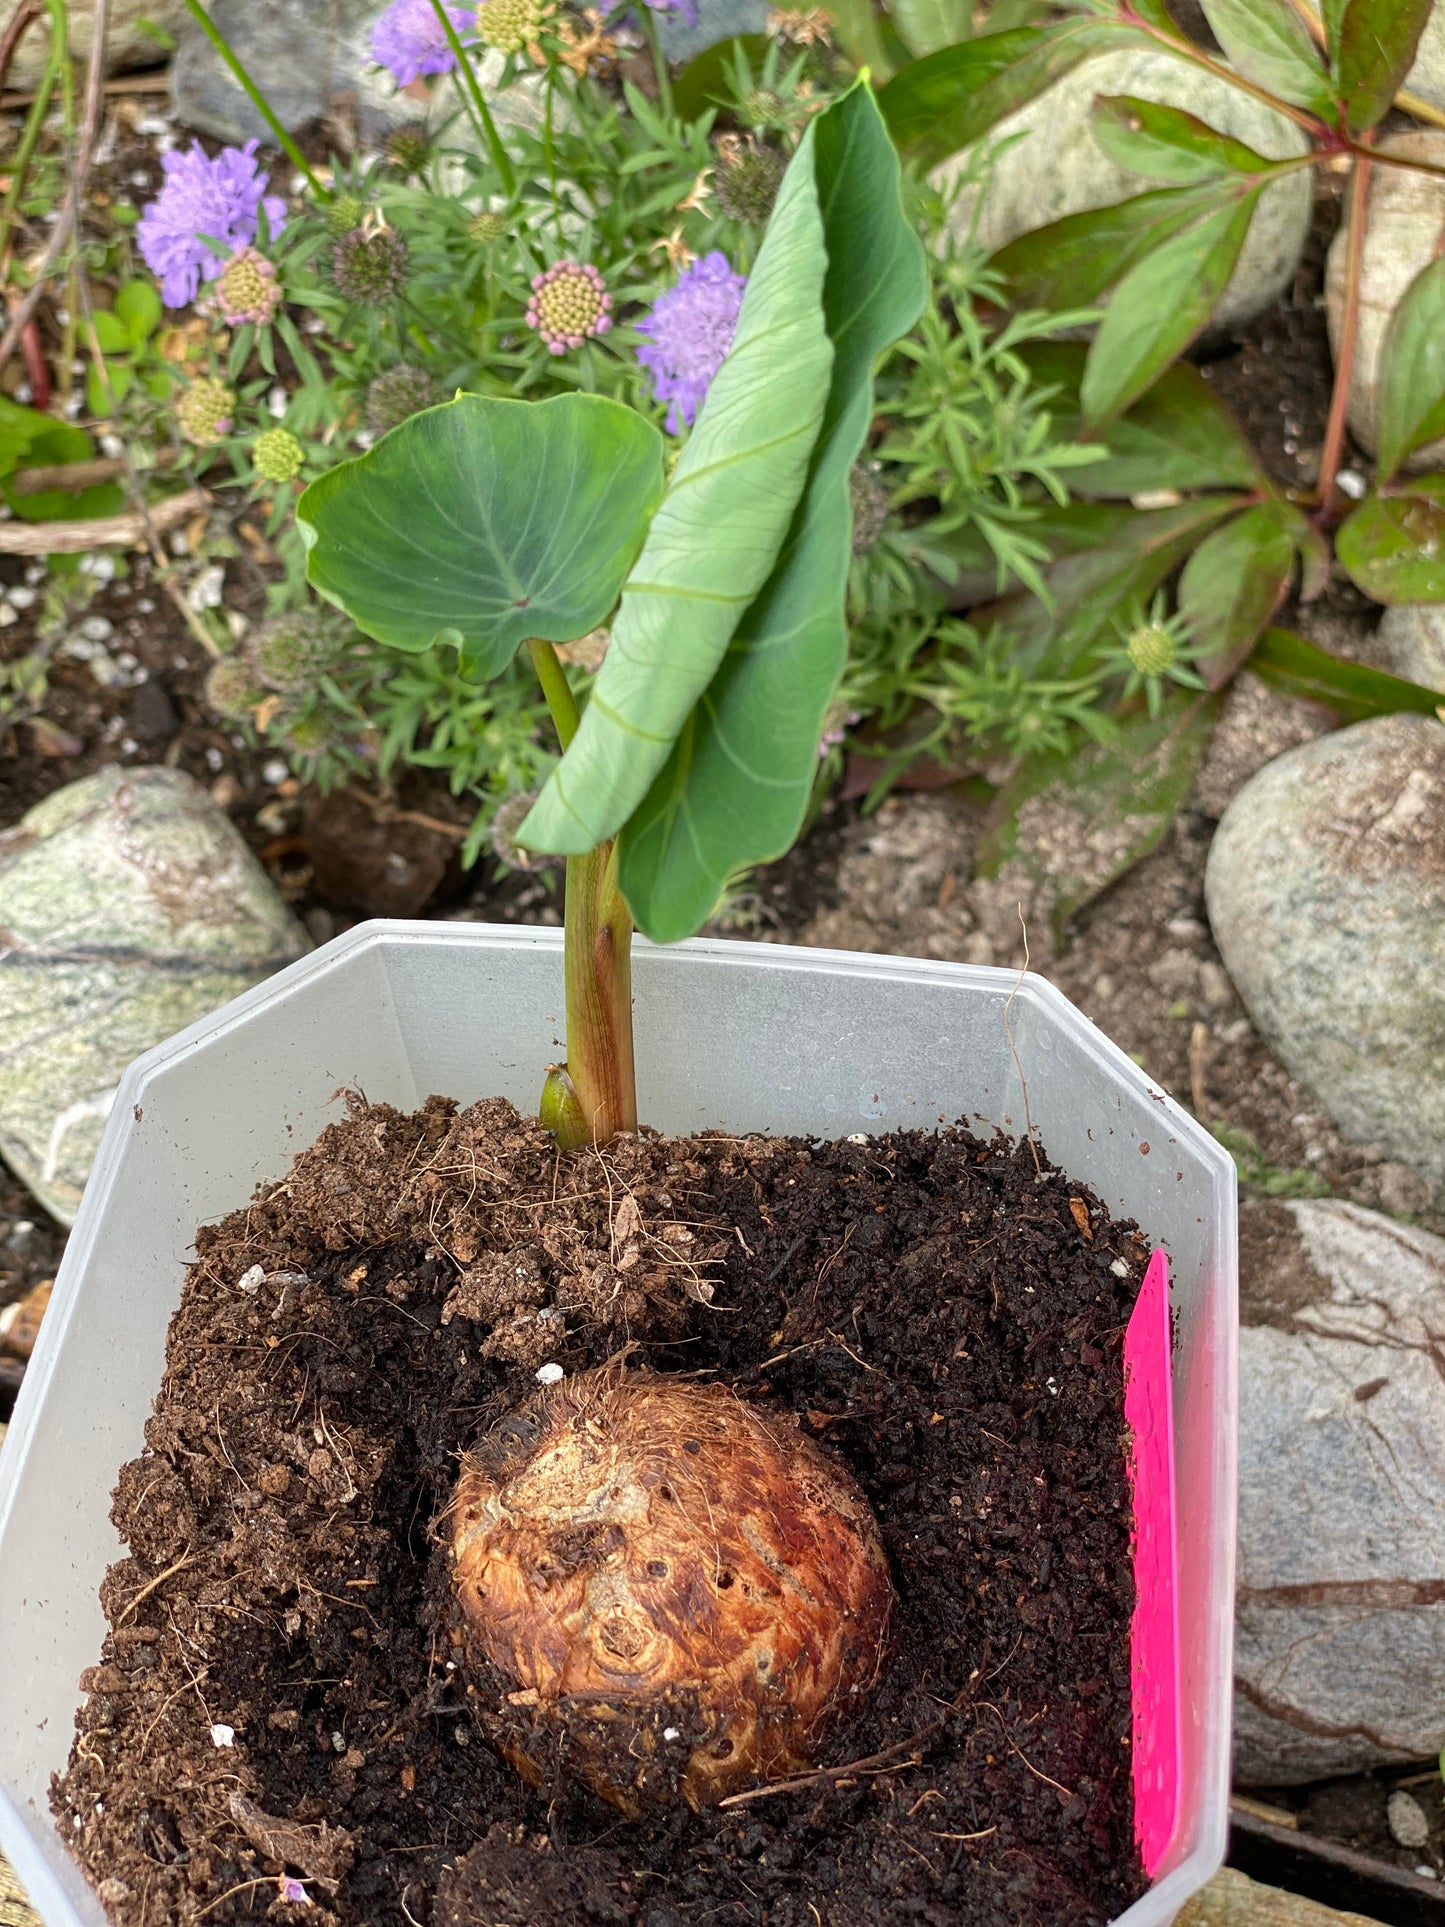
left=53, top=1098, right=1149, bottom=1927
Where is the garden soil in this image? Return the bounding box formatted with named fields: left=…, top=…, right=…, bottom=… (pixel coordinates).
left=52, top=1099, right=1149, bottom=1927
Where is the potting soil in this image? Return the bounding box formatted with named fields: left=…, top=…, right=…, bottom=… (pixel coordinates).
left=53, top=1095, right=1149, bottom=1927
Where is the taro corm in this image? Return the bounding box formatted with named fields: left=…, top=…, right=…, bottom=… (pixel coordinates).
left=296, top=79, right=927, bottom=1807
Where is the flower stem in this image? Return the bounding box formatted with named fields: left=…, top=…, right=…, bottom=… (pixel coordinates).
left=640, top=6, right=675, bottom=121
left=427, top=0, right=518, bottom=200
left=179, top=0, right=330, bottom=200
left=1317, top=139, right=1371, bottom=523
left=0, top=0, right=65, bottom=269
left=526, top=638, right=637, bottom=1145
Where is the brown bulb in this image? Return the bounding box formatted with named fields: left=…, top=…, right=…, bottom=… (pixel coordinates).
left=447, top=1366, right=893, bottom=1813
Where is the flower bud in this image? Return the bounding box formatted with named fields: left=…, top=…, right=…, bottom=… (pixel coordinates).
left=251, top=428, right=304, bottom=484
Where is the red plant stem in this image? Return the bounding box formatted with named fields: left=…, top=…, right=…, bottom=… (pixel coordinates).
left=1318, top=140, right=1372, bottom=524
left=19, top=316, right=49, bottom=408
left=1118, top=5, right=1328, bottom=134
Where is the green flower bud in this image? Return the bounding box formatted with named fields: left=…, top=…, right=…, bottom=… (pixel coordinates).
left=252, top=427, right=305, bottom=484
left=366, top=363, right=437, bottom=437
left=1126, top=623, right=1179, bottom=677
left=332, top=225, right=411, bottom=305
left=475, top=0, right=550, bottom=54
left=205, top=656, right=262, bottom=720
left=468, top=209, right=509, bottom=244
left=247, top=609, right=343, bottom=696
left=387, top=127, right=431, bottom=175
left=715, top=139, right=786, bottom=225
left=325, top=193, right=367, bottom=238
left=176, top=376, right=235, bottom=447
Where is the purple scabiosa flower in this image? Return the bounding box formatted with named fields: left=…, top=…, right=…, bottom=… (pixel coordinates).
left=370, top=0, right=472, bottom=82
left=137, top=140, right=287, bottom=310
left=526, top=261, right=612, bottom=354
left=635, top=251, right=745, bottom=433
left=644, top=0, right=699, bottom=25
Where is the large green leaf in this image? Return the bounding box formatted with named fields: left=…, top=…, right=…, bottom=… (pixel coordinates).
left=1249, top=625, right=1445, bottom=715
left=1377, top=255, right=1445, bottom=481
left=1080, top=188, right=1259, bottom=429
left=975, top=690, right=1220, bottom=947
left=296, top=394, right=665, bottom=677
left=617, top=84, right=929, bottom=942
left=0, top=398, right=123, bottom=523
left=1178, top=499, right=1298, bottom=686
left=877, top=18, right=1142, bottom=170
left=1019, top=342, right=1264, bottom=494
left=521, top=108, right=836, bottom=857
left=1334, top=0, right=1432, bottom=130
left=1089, top=94, right=1274, bottom=182
left=1199, top=0, right=1336, bottom=111
left=891, top=0, right=972, bottom=58
left=988, top=184, right=1227, bottom=312
left=1336, top=478, right=1445, bottom=602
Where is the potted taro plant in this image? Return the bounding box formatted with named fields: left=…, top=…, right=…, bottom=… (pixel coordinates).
left=0, top=85, right=1236, bottom=1927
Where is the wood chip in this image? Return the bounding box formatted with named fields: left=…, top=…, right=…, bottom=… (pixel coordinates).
left=227, top=1793, right=355, bottom=1888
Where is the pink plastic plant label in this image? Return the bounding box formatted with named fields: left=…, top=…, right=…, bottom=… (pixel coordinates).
left=1124, top=1247, right=1182, bottom=1879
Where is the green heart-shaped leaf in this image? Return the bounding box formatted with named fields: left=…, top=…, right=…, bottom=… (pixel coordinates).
left=296, top=393, right=665, bottom=678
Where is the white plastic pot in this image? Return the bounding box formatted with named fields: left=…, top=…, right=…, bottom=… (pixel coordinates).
left=0, top=923, right=1237, bottom=1927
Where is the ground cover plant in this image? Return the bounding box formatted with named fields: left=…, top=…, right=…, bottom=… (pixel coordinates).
left=12, top=0, right=1443, bottom=924
left=32, top=52, right=1169, bottom=1923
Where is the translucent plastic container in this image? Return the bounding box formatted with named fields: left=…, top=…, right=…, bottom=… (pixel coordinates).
left=0, top=924, right=1237, bottom=1927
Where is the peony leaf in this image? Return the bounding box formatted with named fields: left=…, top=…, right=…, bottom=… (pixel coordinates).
left=1376, top=254, right=1445, bottom=481
left=1080, top=188, right=1258, bottom=429
left=877, top=18, right=1144, bottom=171
left=1089, top=94, right=1274, bottom=183
left=1336, top=478, right=1445, bottom=602
left=1333, top=0, right=1433, bottom=131
left=1199, top=0, right=1336, bottom=112
left=1178, top=499, right=1298, bottom=687
left=295, top=393, right=665, bottom=678
left=1249, top=625, right=1445, bottom=714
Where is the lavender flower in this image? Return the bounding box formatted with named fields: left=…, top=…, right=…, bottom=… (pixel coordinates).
left=635, top=251, right=745, bottom=433
left=370, top=0, right=471, bottom=82
left=643, top=0, right=699, bottom=25
left=137, top=141, right=286, bottom=310
left=526, top=261, right=612, bottom=354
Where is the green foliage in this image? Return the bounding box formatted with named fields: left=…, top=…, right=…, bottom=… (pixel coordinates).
left=1211, top=1123, right=1332, bottom=1199
left=297, top=393, right=665, bottom=676
left=615, top=83, right=930, bottom=940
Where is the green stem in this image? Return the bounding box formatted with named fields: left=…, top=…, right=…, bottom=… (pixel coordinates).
left=640, top=5, right=675, bottom=121
left=427, top=0, right=517, bottom=199
left=526, top=637, right=637, bottom=1146
left=527, top=634, right=582, bottom=744
left=0, top=0, right=65, bottom=266
left=179, top=0, right=330, bottom=200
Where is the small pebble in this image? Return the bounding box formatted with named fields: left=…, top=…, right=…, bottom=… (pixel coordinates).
left=262, top=758, right=289, bottom=786
left=536, top=1362, right=565, bottom=1384
left=210, top=1723, right=235, bottom=1748
left=1110, top=1258, right=1129, bottom=1277
left=1389, top=1788, right=1431, bottom=1849
left=80, top=615, right=114, bottom=643
left=7, top=586, right=37, bottom=609
left=237, top=1264, right=265, bottom=1294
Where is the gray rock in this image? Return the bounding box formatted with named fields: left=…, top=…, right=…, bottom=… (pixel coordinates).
left=1205, top=713, right=1445, bottom=1189
left=653, top=0, right=770, bottom=62
left=1325, top=132, right=1445, bottom=471
left=1388, top=1789, right=1432, bottom=1850
left=1236, top=1198, right=1445, bottom=1783
left=932, top=48, right=1313, bottom=336
left=1377, top=604, right=1445, bottom=696
left=9, top=0, right=188, bottom=93
left=171, top=0, right=425, bottom=148
left=0, top=767, right=310, bottom=1225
